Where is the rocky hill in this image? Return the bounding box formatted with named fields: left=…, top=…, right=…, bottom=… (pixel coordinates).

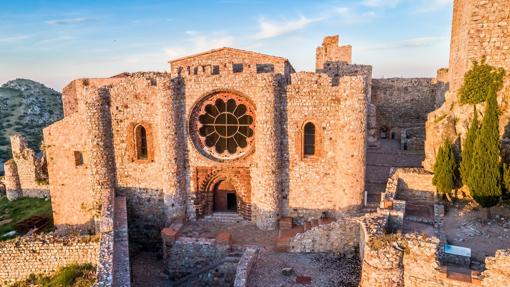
left=0, top=79, right=63, bottom=172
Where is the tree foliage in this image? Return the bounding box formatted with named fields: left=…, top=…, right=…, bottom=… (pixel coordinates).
left=503, top=163, right=510, bottom=194
left=459, top=58, right=505, bottom=104
left=433, top=139, right=458, bottom=197
left=469, top=88, right=501, bottom=208
left=460, top=109, right=480, bottom=187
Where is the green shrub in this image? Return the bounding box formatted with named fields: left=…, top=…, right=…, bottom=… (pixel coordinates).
left=459, top=58, right=505, bottom=104
left=433, top=139, right=458, bottom=199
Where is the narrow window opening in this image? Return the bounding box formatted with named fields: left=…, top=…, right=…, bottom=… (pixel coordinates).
left=135, top=125, right=148, bottom=160
left=233, top=63, right=243, bottom=73
left=74, top=151, right=84, bottom=166
left=212, top=65, right=220, bottom=75
left=303, top=122, right=316, bottom=157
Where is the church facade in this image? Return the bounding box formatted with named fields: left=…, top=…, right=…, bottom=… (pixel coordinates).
left=43, top=36, right=371, bottom=239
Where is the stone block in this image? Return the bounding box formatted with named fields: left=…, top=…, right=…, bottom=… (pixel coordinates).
left=216, top=232, right=232, bottom=246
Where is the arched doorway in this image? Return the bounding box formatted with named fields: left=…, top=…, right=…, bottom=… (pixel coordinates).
left=213, top=180, right=237, bottom=213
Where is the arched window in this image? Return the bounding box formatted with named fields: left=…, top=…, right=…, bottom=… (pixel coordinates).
left=303, top=122, right=316, bottom=156
left=135, top=125, right=148, bottom=160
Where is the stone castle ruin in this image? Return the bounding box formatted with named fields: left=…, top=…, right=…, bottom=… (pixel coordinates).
left=1, top=0, right=509, bottom=286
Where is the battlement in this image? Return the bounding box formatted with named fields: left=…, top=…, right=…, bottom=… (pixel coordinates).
left=169, top=47, right=295, bottom=77
left=316, top=35, right=353, bottom=71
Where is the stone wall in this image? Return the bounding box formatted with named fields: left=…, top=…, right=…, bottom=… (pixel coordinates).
left=371, top=78, right=447, bottom=146
left=289, top=215, right=361, bottom=253
left=44, top=37, right=369, bottom=235
left=483, top=249, right=510, bottom=287
left=44, top=112, right=94, bottom=231
left=3, top=134, right=49, bottom=200
left=286, top=73, right=368, bottom=219
left=315, top=35, right=352, bottom=70
left=233, top=247, right=259, bottom=287
left=163, top=237, right=231, bottom=281
left=0, top=234, right=99, bottom=285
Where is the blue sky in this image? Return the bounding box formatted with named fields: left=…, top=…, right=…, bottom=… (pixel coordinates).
left=0, top=0, right=453, bottom=90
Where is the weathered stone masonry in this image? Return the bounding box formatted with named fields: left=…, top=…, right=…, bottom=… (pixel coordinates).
left=45, top=36, right=371, bottom=236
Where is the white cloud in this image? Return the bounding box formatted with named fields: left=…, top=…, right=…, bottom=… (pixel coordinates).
left=361, top=0, right=401, bottom=8
left=363, top=36, right=447, bottom=50
left=0, top=35, right=30, bottom=44
left=254, top=15, right=323, bottom=39
left=35, top=36, right=75, bottom=47
left=414, top=0, right=453, bottom=13
left=46, top=17, right=91, bottom=25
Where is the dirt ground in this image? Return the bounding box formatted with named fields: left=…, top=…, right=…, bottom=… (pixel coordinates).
left=249, top=251, right=360, bottom=287
left=441, top=201, right=510, bottom=261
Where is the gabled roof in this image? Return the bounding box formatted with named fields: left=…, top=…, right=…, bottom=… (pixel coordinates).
left=169, top=47, right=288, bottom=64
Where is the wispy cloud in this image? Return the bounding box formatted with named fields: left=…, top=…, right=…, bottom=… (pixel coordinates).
left=46, top=17, right=91, bottom=25
left=361, top=0, right=401, bottom=8
left=364, top=36, right=447, bottom=50
left=0, top=35, right=30, bottom=44
left=35, top=36, right=75, bottom=47
left=414, top=0, right=452, bottom=13
left=254, top=15, right=324, bottom=39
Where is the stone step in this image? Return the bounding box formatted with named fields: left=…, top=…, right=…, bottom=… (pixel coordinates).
left=201, top=212, right=245, bottom=223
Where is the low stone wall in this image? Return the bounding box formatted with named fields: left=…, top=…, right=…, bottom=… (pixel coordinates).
left=289, top=215, right=361, bottom=253
left=483, top=249, right=510, bottom=287
left=164, top=237, right=231, bottom=281
left=0, top=234, right=100, bottom=285
left=234, top=247, right=259, bottom=287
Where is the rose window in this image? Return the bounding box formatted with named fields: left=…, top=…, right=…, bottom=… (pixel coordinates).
left=190, top=92, right=255, bottom=161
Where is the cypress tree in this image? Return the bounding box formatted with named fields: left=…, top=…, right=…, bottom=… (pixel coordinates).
left=469, top=87, right=501, bottom=217
left=460, top=108, right=479, bottom=187
left=433, top=139, right=457, bottom=200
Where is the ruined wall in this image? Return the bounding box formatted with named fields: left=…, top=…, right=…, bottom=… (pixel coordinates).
left=286, top=73, right=367, bottom=219
left=483, top=249, right=510, bottom=287
left=5, top=134, right=49, bottom=199
left=106, top=74, right=172, bottom=242
left=44, top=112, right=95, bottom=231
left=4, top=159, right=22, bottom=201
left=371, top=78, right=447, bottom=145
left=424, top=0, right=510, bottom=169
left=315, top=35, right=352, bottom=70
left=61, top=77, right=124, bottom=117
left=0, top=234, right=99, bottom=285
left=289, top=215, right=360, bottom=253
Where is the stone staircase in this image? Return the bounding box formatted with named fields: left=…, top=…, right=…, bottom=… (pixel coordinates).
left=201, top=212, right=246, bottom=224
left=365, top=139, right=425, bottom=207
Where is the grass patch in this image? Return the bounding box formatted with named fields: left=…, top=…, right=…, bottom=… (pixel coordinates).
left=0, top=196, right=53, bottom=240
left=11, top=263, right=96, bottom=287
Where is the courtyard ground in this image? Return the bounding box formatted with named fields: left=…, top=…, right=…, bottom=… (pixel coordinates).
left=0, top=196, right=53, bottom=240
left=441, top=200, right=510, bottom=262
left=249, top=251, right=360, bottom=287
left=130, top=220, right=361, bottom=287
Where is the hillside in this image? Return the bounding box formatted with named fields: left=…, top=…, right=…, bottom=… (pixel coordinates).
left=0, top=79, right=63, bottom=172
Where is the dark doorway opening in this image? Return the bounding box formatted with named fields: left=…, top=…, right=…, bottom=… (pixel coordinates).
left=227, top=193, right=237, bottom=212
left=213, top=180, right=237, bottom=213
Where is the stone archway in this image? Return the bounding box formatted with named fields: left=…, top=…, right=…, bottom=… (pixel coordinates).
left=194, top=167, right=252, bottom=220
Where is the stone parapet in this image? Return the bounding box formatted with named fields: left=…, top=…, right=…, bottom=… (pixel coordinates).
left=234, top=247, right=259, bottom=287
left=0, top=234, right=99, bottom=285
